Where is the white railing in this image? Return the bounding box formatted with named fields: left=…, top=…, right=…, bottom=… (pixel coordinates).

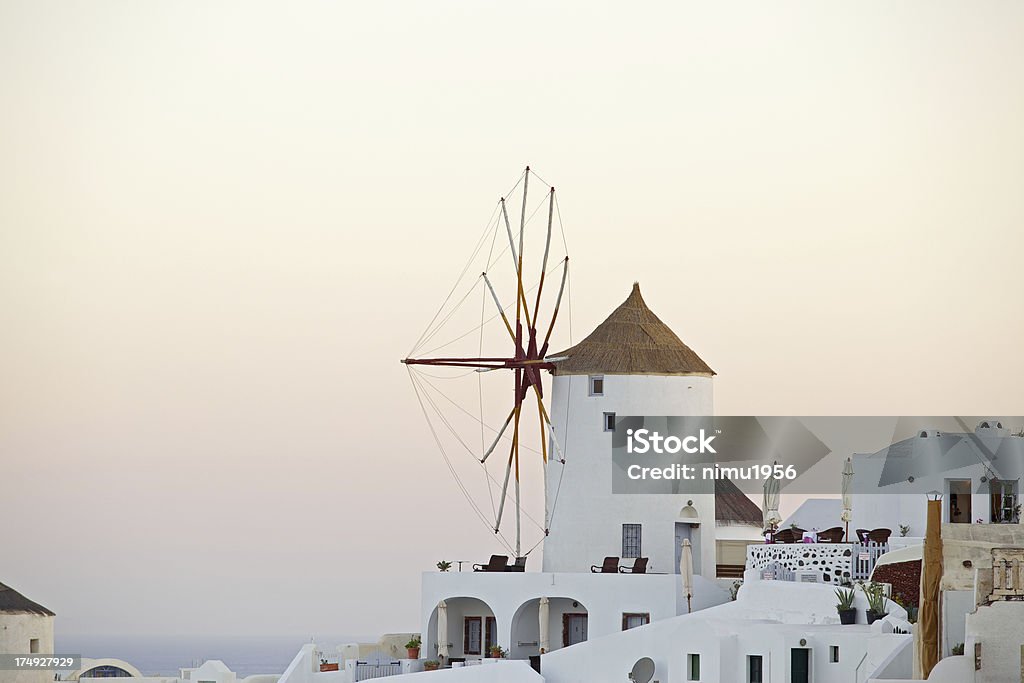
left=852, top=541, right=890, bottom=580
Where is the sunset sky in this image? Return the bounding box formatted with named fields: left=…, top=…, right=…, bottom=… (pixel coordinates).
left=2, top=1, right=1023, bottom=640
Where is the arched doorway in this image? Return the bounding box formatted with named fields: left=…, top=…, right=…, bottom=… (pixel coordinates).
left=509, top=596, right=589, bottom=658
left=425, top=597, right=497, bottom=661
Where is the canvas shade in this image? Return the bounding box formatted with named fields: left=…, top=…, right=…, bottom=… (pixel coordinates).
left=437, top=600, right=450, bottom=660
left=680, top=538, right=694, bottom=613
left=538, top=597, right=550, bottom=653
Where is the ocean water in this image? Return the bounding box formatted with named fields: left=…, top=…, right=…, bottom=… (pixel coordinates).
left=56, top=634, right=370, bottom=677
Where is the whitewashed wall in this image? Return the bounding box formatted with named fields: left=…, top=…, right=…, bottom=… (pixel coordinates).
left=0, top=612, right=55, bottom=683
left=544, top=373, right=717, bottom=577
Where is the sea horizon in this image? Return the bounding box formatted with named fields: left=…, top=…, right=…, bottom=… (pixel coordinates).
left=56, top=633, right=374, bottom=677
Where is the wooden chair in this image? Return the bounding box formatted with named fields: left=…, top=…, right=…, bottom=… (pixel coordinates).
left=868, top=528, right=892, bottom=544
left=473, top=554, right=509, bottom=572
left=619, top=557, right=648, bottom=574
left=817, top=527, right=845, bottom=543
left=855, top=528, right=870, bottom=543
left=591, top=556, right=620, bottom=573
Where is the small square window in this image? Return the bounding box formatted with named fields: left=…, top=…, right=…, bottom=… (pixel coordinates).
left=830, top=645, right=839, bottom=663
left=687, top=653, right=700, bottom=681
left=589, top=375, right=604, bottom=396
left=604, top=412, right=616, bottom=432
left=622, top=613, right=650, bottom=630
left=30, top=639, right=40, bottom=654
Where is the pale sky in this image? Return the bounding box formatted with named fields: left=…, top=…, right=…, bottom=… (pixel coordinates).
left=1, top=1, right=1023, bottom=640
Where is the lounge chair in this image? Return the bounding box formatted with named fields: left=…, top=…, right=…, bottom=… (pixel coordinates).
left=505, top=556, right=527, bottom=572
left=619, top=557, right=648, bottom=574
left=591, top=556, right=619, bottom=573
left=817, top=527, right=845, bottom=543
left=473, top=554, right=509, bottom=572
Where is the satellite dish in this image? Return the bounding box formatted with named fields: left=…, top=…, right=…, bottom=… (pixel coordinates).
left=630, top=657, right=655, bottom=683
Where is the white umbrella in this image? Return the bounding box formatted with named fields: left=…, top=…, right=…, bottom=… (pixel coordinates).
left=763, top=461, right=782, bottom=535
left=437, top=600, right=449, bottom=661
left=842, top=457, right=854, bottom=541
left=538, top=597, right=550, bottom=654
left=680, top=538, right=694, bottom=613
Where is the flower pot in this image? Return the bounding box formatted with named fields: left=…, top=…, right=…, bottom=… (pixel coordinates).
left=320, top=663, right=339, bottom=672
left=424, top=663, right=440, bottom=671
left=838, top=608, right=856, bottom=625
left=866, top=610, right=887, bottom=624
left=407, top=648, right=420, bottom=660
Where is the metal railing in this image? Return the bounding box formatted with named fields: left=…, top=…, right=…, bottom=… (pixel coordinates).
left=354, top=661, right=402, bottom=681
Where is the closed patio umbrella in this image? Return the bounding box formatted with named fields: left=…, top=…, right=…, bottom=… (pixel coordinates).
left=680, top=538, right=694, bottom=613
left=538, top=596, right=550, bottom=654
left=437, top=600, right=449, bottom=661
left=841, top=457, right=854, bottom=541
left=763, top=462, right=782, bottom=537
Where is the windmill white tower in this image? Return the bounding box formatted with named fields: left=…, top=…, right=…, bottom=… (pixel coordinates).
left=543, top=283, right=722, bottom=577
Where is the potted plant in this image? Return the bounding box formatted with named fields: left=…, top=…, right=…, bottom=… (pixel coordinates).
left=436, top=560, right=452, bottom=572
left=488, top=645, right=506, bottom=659
left=405, top=636, right=421, bottom=660
left=862, top=582, right=888, bottom=624
left=424, top=660, right=440, bottom=671
left=835, top=587, right=857, bottom=625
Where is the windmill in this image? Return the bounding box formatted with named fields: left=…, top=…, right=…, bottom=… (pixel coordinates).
left=402, top=167, right=570, bottom=558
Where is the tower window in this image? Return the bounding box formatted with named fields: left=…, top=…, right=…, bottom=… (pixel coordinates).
left=604, top=412, right=616, bottom=432
left=589, top=375, right=604, bottom=396
left=30, top=639, right=39, bottom=654
left=830, top=645, right=840, bottom=663
left=622, top=523, right=642, bottom=558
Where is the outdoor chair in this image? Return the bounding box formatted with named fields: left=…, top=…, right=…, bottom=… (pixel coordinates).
left=591, top=556, right=620, bottom=573
left=855, top=528, right=870, bottom=543
left=868, top=528, right=892, bottom=544
left=473, top=554, right=509, bottom=572
left=505, top=556, right=527, bottom=572
left=773, top=527, right=803, bottom=544
left=817, top=527, right=845, bottom=543
left=619, top=557, right=649, bottom=574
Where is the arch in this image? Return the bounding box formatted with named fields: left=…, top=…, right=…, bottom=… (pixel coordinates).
left=69, top=658, right=143, bottom=680
left=424, top=596, right=497, bottom=662
left=509, top=596, right=589, bottom=659
left=678, top=505, right=700, bottom=521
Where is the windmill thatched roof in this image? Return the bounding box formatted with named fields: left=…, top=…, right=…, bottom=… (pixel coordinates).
left=551, top=283, right=714, bottom=376
left=0, top=582, right=55, bottom=616
left=715, top=478, right=763, bottom=525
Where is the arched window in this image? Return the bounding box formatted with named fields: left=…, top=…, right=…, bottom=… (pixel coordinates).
left=81, top=665, right=133, bottom=678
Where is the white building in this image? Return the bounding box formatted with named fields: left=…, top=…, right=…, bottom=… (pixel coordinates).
left=409, top=284, right=768, bottom=664
left=850, top=421, right=1023, bottom=539
left=0, top=581, right=56, bottom=683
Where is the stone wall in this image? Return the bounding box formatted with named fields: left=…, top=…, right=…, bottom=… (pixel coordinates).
left=746, top=543, right=852, bottom=584
left=872, top=559, right=922, bottom=608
